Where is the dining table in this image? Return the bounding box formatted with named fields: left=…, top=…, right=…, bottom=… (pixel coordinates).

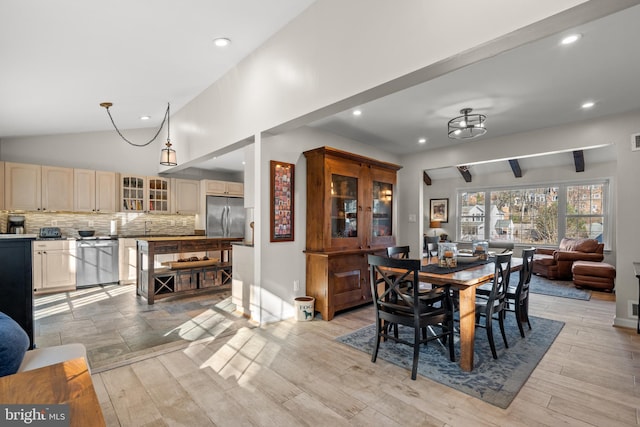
left=417, top=255, right=522, bottom=372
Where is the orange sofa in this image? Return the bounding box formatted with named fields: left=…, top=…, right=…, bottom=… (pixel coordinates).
left=532, top=237, right=604, bottom=280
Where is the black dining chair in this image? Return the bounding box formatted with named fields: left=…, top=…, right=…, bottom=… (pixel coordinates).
left=386, top=245, right=410, bottom=259
left=368, top=254, right=455, bottom=380
left=506, top=247, right=535, bottom=337
left=475, top=252, right=512, bottom=359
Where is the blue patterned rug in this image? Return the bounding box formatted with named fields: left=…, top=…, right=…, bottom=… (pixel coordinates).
left=518, top=272, right=592, bottom=300
left=336, top=314, right=564, bottom=408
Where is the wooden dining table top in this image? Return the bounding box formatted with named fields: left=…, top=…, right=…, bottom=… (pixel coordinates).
left=419, top=256, right=523, bottom=287
left=0, top=357, right=105, bottom=427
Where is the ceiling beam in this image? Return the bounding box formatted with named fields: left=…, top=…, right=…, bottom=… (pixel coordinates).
left=423, top=171, right=432, bottom=186
left=508, top=159, right=522, bottom=178
left=573, top=150, right=585, bottom=172
left=457, top=166, right=472, bottom=183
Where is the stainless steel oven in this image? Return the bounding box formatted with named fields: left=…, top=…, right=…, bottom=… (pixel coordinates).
left=76, top=237, right=119, bottom=288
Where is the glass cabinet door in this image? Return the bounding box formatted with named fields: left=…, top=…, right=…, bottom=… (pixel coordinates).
left=331, top=174, right=358, bottom=239
left=121, top=175, right=145, bottom=212
left=148, top=178, right=169, bottom=213
left=372, top=180, right=393, bottom=240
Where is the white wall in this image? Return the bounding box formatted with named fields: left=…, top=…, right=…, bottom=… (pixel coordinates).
left=399, top=110, right=640, bottom=329
left=255, top=126, right=399, bottom=323
left=167, top=0, right=598, bottom=170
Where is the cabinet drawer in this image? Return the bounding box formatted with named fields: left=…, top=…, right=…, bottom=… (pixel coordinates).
left=153, top=243, right=181, bottom=254
left=181, top=241, right=217, bottom=252
left=175, top=270, right=196, bottom=291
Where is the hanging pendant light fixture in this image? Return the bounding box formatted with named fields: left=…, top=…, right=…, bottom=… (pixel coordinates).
left=447, top=108, right=487, bottom=139
left=99, top=102, right=177, bottom=166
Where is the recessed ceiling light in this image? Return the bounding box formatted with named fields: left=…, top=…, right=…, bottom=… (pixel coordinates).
left=581, top=101, right=595, bottom=109
left=140, top=116, right=150, bottom=121
left=561, top=33, right=581, bottom=45
left=213, top=38, right=231, bottom=47
left=352, top=109, right=362, bottom=116
left=418, top=138, right=427, bottom=144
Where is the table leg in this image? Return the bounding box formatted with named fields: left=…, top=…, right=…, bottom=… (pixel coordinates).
left=457, top=285, right=476, bottom=371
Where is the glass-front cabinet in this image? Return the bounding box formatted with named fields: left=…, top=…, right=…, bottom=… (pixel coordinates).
left=370, top=167, right=396, bottom=248
left=304, top=146, right=401, bottom=321
left=331, top=174, right=358, bottom=239
left=120, top=175, right=170, bottom=213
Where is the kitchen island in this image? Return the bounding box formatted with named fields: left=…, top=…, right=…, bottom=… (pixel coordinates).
left=136, top=236, right=242, bottom=304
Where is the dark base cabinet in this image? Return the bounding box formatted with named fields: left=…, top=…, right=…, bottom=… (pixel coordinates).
left=0, top=237, right=36, bottom=349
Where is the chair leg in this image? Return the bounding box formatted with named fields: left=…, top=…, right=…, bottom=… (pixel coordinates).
left=411, top=327, right=420, bottom=380
left=515, top=303, right=525, bottom=338
left=524, top=299, right=532, bottom=331
left=486, top=316, right=498, bottom=359
left=372, top=318, right=381, bottom=363
left=498, top=311, right=509, bottom=349
left=447, top=319, right=455, bottom=362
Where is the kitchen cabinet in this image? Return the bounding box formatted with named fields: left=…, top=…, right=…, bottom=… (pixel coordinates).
left=74, top=169, right=118, bottom=212
left=203, top=180, right=243, bottom=197
left=33, top=240, right=76, bottom=294
left=303, top=146, right=401, bottom=320
left=5, top=163, right=74, bottom=211
left=0, top=236, right=35, bottom=348
left=0, top=162, right=4, bottom=211
left=171, top=178, right=199, bottom=214
left=118, top=238, right=137, bottom=285
left=120, top=175, right=170, bottom=213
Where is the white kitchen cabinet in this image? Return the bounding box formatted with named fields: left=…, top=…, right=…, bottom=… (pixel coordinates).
left=0, top=162, right=4, bottom=211
left=33, top=240, right=76, bottom=294
left=171, top=178, right=199, bottom=214
left=120, top=175, right=170, bottom=213
left=118, top=238, right=137, bottom=285
left=5, top=162, right=73, bottom=211
left=203, top=180, right=243, bottom=197
left=74, top=169, right=118, bottom=213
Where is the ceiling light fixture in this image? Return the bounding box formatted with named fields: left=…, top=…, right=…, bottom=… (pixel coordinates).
left=561, top=33, right=582, bottom=45
left=581, top=101, right=595, bottom=109
left=213, top=37, right=231, bottom=47
left=447, top=108, right=487, bottom=139
left=99, top=102, right=177, bottom=166
left=352, top=109, right=362, bottom=116
left=418, top=138, right=427, bottom=144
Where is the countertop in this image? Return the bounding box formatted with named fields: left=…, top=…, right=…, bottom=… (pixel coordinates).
left=134, top=236, right=243, bottom=242
left=0, top=234, right=37, bottom=239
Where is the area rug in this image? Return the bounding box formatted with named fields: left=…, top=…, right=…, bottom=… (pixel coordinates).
left=512, top=271, right=591, bottom=300
left=336, top=314, right=564, bottom=408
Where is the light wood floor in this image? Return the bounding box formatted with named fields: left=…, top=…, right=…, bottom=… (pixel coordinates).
left=90, top=290, right=639, bottom=427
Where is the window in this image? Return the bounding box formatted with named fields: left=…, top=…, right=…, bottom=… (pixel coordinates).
left=457, top=181, right=608, bottom=246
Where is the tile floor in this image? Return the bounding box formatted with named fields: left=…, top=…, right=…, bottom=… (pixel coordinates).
left=33, top=284, right=255, bottom=372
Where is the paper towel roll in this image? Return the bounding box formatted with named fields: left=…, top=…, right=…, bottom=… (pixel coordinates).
left=110, top=219, right=118, bottom=236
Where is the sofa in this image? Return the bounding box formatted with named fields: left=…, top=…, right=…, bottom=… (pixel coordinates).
left=532, top=237, right=604, bottom=280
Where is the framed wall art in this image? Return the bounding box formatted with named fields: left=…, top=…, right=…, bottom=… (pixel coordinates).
left=429, top=198, right=449, bottom=223
left=270, top=160, right=295, bottom=242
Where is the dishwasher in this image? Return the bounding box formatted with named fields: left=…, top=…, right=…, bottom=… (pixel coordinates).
left=76, top=237, right=119, bottom=288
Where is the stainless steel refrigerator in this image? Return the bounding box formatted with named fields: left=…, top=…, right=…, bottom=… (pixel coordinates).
left=206, top=195, right=245, bottom=238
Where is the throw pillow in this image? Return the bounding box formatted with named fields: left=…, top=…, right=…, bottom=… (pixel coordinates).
left=0, top=311, right=30, bottom=377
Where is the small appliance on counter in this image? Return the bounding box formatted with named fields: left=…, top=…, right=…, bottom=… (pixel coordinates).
left=38, top=227, right=64, bottom=239
left=7, top=215, right=26, bottom=234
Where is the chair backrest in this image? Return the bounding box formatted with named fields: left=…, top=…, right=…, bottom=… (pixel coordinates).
left=386, top=245, right=410, bottom=259
left=488, top=241, right=515, bottom=253
left=516, top=247, right=535, bottom=300
left=486, top=252, right=512, bottom=307
left=368, top=254, right=422, bottom=314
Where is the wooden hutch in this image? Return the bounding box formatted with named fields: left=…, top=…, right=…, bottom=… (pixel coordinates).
left=303, top=146, right=401, bottom=320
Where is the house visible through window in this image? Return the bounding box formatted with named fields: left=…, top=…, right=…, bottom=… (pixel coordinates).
left=457, top=180, right=608, bottom=246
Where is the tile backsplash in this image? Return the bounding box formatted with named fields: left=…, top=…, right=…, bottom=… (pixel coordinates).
left=0, top=211, right=196, bottom=238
